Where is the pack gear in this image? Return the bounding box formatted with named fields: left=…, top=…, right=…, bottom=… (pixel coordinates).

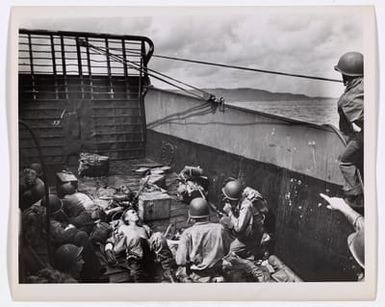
left=334, top=52, right=363, bottom=77
left=180, top=165, right=204, bottom=179
left=242, top=187, right=268, bottom=213
left=177, top=166, right=209, bottom=204
left=78, top=152, right=109, bottom=177
left=223, top=252, right=270, bottom=282
left=188, top=198, right=210, bottom=219
left=222, top=180, right=243, bottom=201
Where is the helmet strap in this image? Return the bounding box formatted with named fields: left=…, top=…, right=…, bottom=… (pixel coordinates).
left=342, top=74, right=355, bottom=86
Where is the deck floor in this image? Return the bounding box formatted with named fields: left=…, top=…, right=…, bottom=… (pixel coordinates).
left=64, top=158, right=189, bottom=233
left=48, top=158, right=301, bottom=282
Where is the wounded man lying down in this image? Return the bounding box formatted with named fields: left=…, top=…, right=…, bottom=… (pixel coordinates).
left=104, top=208, right=176, bottom=282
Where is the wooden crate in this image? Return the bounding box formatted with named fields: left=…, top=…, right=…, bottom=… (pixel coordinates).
left=138, top=191, right=172, bottom=221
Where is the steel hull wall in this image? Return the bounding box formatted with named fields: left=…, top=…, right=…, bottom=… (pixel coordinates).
left=145, top=88, right=345, bottom=186
left=146, top=129, right=359, bottom=281
left=145, top=88, right=360, bottom=281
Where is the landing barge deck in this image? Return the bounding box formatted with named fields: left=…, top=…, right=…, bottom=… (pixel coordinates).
left=55, top=158, right=190, bottom=234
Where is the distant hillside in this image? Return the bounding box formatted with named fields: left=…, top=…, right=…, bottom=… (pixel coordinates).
left=201, top=88, right=329, bottom=102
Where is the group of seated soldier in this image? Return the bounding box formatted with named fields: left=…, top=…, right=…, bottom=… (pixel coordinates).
left=19, top=163, right=109, bottom=283
left=19, top=163, right=273, bottom=283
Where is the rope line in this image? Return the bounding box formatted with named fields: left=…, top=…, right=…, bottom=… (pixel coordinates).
left=147, top=105, right=213, bottom=128
left=147, top=104, right=213, bottom=129
left=148, top=110, right=213, bottom=129
left=155, top=120, right=292, bottom=127
left=146, top=102, right=211, bottom=127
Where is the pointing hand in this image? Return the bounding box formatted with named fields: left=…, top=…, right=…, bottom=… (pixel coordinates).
left=319, top=193, right=350, bottom=212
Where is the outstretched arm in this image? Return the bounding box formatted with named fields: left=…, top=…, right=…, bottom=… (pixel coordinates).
left=320, top=193, right=364, bottom=231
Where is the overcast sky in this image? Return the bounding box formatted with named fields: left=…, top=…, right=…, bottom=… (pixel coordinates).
left=20, top=7, right=366, bottom=98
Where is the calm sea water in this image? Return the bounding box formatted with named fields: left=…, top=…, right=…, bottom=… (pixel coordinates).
left=228, top=99, right=339, bottom=127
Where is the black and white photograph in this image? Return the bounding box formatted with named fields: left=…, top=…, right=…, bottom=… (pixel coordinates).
left=7, top=4, right=378, bottom=301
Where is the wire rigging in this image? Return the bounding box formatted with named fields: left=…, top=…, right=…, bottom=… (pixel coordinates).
left=90, top=46, right=203, bottom=100
left=121, top=49, right=343, bottom=83
left=78, top=41, right=221, bottom=128
left=79, top=40, right=213, bottom=101
left=151, top=54, right=343, bottom=83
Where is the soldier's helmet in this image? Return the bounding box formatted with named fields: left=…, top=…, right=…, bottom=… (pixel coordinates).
left=222, top=180, right=243, bottom=201
left=334, top=52, right=363, bottom=77
left=347, top=229, right=364, bottom=269
left=41, top=194, right=63, bottom=215
left=54, top=244, right=84, bottom=273
left=61, top=182, right=76, bottom=196
left=189, top=197, right=209, bottom=219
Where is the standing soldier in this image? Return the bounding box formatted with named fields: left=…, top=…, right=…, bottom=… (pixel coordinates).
left=334, top=52, right=364, bottom=205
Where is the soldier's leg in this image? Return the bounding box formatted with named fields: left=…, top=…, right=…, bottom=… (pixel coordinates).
left=149, top=232, right=175, bottom=271
left=149, top=232, right=176, bottom=281
left=339, top=135, right=364, bottom=196
left=228, top=238, right=255, bottom=259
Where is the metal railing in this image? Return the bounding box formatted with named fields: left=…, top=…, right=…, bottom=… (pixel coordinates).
left=19, top=29, right=154, bottom=77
